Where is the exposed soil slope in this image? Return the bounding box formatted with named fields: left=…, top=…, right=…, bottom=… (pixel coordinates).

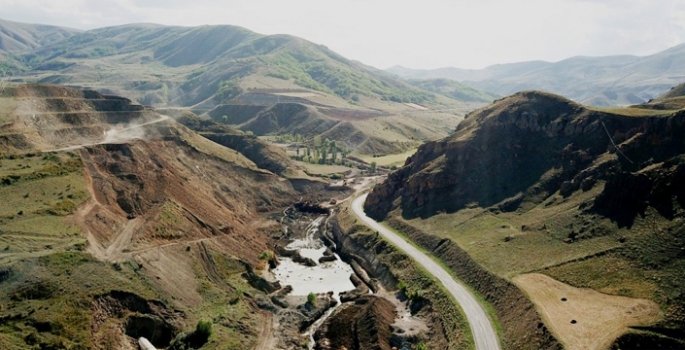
left=367, top=90, right=685, bottom=220
left=0, top=84, right=334, bottom=349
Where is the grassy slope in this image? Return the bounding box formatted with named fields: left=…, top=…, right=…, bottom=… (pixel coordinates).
left=407, top=78, right=498, bottom=103
left=0, top=152, right=88, bottom=264
left=0, top=18, right=81, bottom=53
left=10, top=22, right=437, bottom=107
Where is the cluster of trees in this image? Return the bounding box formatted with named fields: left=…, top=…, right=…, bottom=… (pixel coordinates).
left=291, top=136, right=351, bottom=166
left=274, top=133, right=304, bottom=143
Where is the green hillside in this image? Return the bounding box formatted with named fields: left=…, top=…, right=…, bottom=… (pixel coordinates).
left=7, top=23, right=435, bottom=107
left=407, top=78, right=498, bottom=103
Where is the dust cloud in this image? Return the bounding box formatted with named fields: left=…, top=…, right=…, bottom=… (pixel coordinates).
left=46, top=115, right=171, bottom=152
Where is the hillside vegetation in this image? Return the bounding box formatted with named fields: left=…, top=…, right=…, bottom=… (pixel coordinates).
left=366, top=86, right=685, bottom=349
left=7, top=22, right=434, bottom=107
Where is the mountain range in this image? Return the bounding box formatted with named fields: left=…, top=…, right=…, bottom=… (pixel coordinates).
left=388, top=44, right=685, bottom=106
left=0, top=18, right=487, bottom=155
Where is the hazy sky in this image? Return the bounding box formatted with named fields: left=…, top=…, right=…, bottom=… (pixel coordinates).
left=2, top=0, right=684, bottom=69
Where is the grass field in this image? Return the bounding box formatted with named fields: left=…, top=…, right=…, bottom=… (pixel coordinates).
left=359, top=149, right=417, bottom=167
left=589, top=106, right=677, bottom=117
left=400, top=185, right=624, bottom=277
left=0, top=252, right=160, bottom=349
left=297, top=161, right=352, bottom=175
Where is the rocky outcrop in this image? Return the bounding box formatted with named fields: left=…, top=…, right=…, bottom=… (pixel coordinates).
left=366, top=91, right=685, bottom=220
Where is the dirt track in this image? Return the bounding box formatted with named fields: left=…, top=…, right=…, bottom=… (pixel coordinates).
left=514, top=273, right=661, bottom=350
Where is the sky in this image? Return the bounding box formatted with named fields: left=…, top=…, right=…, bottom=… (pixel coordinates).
left=1, top=0, right=684, bottom=70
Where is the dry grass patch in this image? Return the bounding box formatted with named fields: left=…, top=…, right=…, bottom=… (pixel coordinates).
left=359, top=148, right=417, bottom=166
left=588, top=106, right=675, bottom=117
left=514, top=273, right=661, bottom=350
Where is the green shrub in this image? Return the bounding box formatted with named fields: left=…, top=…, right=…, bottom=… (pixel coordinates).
left=258, top=250, right=274, bottom=261
left=195, top=318, right=213, bottom=340
left=397, top=280, right=407, bottom=292
left=307, top=292, right=317, bottom=306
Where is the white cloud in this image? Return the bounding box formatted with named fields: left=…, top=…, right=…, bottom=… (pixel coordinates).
left=0, top=0, right=683, bottom=69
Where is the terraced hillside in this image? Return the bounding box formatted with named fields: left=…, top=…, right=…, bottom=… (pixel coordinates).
left=365, top=86, right=685, bottom=349
left=0, top=84, right=335, bottom=349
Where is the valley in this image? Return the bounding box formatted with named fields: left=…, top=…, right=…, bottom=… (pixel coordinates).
left=1, top=11, right=685, bottom=350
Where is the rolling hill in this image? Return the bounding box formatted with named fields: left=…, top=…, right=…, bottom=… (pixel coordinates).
left=0, top=18, right=485, bottom=155
left=406, top=78, right=499, bottom=103
left=388, top=44, right=685, bottom=106
left=0, top=19, right=80, bottom=53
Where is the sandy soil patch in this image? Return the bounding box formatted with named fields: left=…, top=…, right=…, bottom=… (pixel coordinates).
left=404, top=103, right=428, bottom=110
left=274, top=92, right=320, bottom=98
left=514, top=273, right=661, bottom=350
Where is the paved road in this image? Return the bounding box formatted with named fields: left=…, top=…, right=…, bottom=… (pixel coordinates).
left=352, top=194, right=501, bottom=350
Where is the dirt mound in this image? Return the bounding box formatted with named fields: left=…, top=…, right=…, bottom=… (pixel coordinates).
left=314, top=296, right=396, bottom=350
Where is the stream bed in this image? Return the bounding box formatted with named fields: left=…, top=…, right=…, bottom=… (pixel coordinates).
left=270, top=215, right=361, bottom=349
left=272, top=216, right=356, bottom=298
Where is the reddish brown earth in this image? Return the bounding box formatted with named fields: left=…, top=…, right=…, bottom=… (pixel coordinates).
left=314, top=296, right=396, bottom=350
left=0, top=84, right=345, bottom=348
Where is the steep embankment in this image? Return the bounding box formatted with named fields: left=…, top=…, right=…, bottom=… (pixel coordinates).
left=366, top=89, right=685, bottom=348
left=0, top=84, right=331, bottom=349
left=166, top=110, right=308, bottom=178
left=367, top=91, right=685, bottom=220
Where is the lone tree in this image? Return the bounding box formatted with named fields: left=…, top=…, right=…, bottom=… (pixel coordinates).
left=370, top=161, right=377, bottom=173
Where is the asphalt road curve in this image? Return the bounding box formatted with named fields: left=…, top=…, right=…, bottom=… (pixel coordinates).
left=352, top=194, right=501, bottom=350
